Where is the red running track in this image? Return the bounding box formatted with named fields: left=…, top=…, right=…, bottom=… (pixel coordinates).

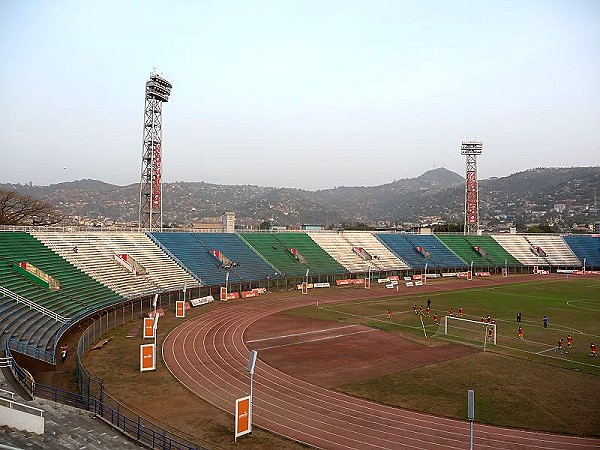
left=163, top=293, right=600, bottom=450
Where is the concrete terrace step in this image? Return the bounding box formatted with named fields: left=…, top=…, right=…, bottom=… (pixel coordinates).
left=0, top=371, right=140, bottom=450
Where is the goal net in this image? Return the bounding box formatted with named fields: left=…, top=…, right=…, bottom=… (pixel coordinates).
left=439, top=316, right=496, bottom=349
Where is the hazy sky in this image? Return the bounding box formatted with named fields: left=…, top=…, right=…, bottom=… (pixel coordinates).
left=1, top=1, right=599, bottom=190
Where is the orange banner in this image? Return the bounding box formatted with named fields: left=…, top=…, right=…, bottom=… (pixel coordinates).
left=143, top=317, right=154, bottom=339
left=235, top=396, right=251, bottom=440
left=241, top=290, right=259, bottom=298
left=175, top=300, right=185, bottom=318
left=140, top=344, right=155, bottom=372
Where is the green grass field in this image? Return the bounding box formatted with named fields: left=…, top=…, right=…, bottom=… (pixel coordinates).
left=287, top=277, right=600, bottom=435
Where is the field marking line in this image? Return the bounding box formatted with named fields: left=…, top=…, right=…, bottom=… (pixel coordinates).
left=566, top=299, right=600, bottom=313
left=321, top=307, right=426, bottom=331
left=246, top=324, right=360, bottom=344
left=535, top=348, right=556, bottom=355
left=496, top=343, right=600, bottom=369
left=432, top=334, right=600, bottom=369
left=255, top=329, right=377, bottom=351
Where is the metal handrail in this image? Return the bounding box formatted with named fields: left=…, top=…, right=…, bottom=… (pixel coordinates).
left=0, top=286, right=69, bottom=323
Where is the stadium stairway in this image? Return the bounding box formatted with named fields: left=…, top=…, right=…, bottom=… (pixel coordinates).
left=0, top=370, right=139, bottom=450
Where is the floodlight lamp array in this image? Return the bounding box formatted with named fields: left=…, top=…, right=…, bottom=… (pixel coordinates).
left=461, top=141, right=483, bottom=155
left=146, top=74, right=172, bottom=102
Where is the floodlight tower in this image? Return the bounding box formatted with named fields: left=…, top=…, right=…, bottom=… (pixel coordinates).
left=138, top=73, right=172, bottom=230
left=461, top=140, right=483, bottom=235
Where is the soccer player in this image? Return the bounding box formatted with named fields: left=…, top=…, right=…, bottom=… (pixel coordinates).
left=518, top=327, right=523, bottom=340
left=556, top=338, right=564, bottom=354
left=543, top=316, right=548, bottom=329
left=516, top=311, right=521, bottom=323
left=487, top=326, right=494, bottom=341
left=590, top=343, right=597, bottom=357
left=449, top=307, right=454, bottom=317
left=386, top=309, right=392, bottom=320
left=486, top=315, right=491, bottom=324
left=426, top=306, right=431, bottom=317
left=419, top=305, right=424, bottom=316
left=427, top=298, right=431, bottom=309
left=567, top=334, right=573, bottom=349
left=480, top=316, right=485, bottom=322
left=433, top=313, right=438, bottom=324
left=458, top=307, right=463, bottom=318
left=413, top=305, right=418, bottom=315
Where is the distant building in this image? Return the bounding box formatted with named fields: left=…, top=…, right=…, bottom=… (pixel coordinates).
left=302, top=224, right=324, bottom=231
left=411, top=227, right=432, bottom=235
left=191, top=222, right=222, bottom=232
left=222, top=212, right=235, bottom=233
left=554, top=203, right=566, bottom=213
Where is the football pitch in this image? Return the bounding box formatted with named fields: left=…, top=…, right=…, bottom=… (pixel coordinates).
left=287, top=277, right=600, bottom=435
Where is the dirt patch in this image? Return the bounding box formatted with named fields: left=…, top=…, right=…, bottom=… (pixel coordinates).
left=246, top=313, right=477, bottom=388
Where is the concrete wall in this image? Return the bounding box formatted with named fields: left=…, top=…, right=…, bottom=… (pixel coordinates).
left=0, top=401, right=44, bottom=435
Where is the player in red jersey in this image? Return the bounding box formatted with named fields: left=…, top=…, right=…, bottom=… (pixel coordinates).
left=458, top=307, right=463, bottom=318
left=518, top=327, right=523, bottom=340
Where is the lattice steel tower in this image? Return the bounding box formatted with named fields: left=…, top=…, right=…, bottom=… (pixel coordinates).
left=461, top=140, right=483, bottom=235
left=138, top=73, right=172, bottom=230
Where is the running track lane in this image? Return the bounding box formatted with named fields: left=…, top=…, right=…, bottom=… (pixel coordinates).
left=163, top=294, right=600, bottom=450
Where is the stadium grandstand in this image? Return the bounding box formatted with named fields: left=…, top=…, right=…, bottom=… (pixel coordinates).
left=1, top=228, right=598, bottom=450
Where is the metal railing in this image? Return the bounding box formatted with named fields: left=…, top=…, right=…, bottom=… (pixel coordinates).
left=0, top=286, right=69, bottom=323
left=3, top=347, right=35, bottom=398
left=35, top=384, right=201, bottom=450
left=0, top=395, right=44, bottom=417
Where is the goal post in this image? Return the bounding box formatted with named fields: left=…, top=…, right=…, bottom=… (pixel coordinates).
left=442, top=316, right=496, bottom=347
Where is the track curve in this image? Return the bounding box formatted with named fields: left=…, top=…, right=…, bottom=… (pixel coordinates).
left=163, top=290, right=600, bottom=450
